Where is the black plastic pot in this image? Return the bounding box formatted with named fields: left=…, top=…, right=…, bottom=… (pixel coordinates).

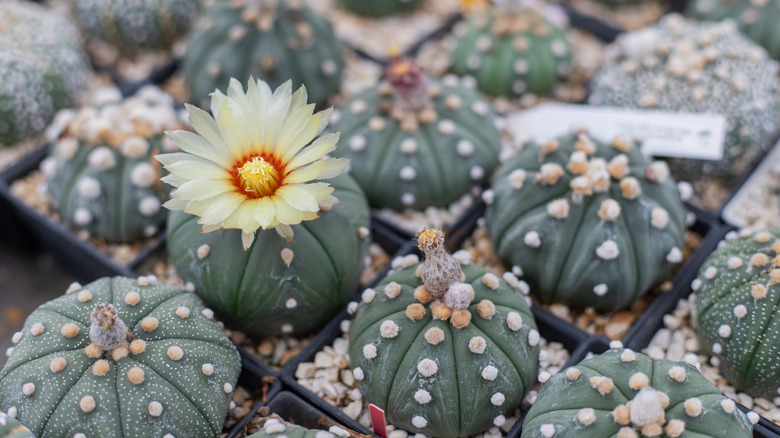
left=226, top=347, right=283, bottom=438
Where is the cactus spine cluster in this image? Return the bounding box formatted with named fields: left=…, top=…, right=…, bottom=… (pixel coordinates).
left=330, top=58, right=501, bottom=211
left=522, top=347, right=755, bottom=437
left=484, top=130, right=687, bottom=311
left=41, top=86, right=183, bottom=243
left=183, top=0, right=345, bottom=108
left=348, top=228, right=539, bottom=437
left=0, top=276, right=241, bottom=438
left=0, top=1, right=88, bottom=146
left=694, top=228, right=780, bottom=399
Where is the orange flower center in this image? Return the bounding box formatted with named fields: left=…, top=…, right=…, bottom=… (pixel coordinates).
left=236, top=156, right=281, bottom=198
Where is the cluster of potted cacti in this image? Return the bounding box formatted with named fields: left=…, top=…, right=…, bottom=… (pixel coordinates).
left=5, top=0, right=780, bottom=437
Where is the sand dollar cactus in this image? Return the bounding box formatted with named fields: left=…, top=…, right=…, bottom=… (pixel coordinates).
left=183, top=0, right=344, bottom=108
left=349, top=228, right=539, bottom=437
left=74, top=0, right=199, bottom=52
left=688, top=0, right=780, bottom=61
left=0, top=412, right=33, bottom=438
left=338, top=0, right=423, bottom=16
left=0, top=276, right=241, bottom=438
left=484, top=130, right=687, bottom=311
left=522, top=347, right=754, bottom=437
left=450, top=2, right=572, bottom=97
left=330, top=57, right=501, bottom=210
left=589, top=14, right=780, bottom=181
left=40, top=86, right=183, bottom=243
left=694, top=228, right=780, bottom=399
left=0, top=1, right=88, bottom=146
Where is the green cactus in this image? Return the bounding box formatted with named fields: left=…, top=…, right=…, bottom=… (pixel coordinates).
left=450, top=3, right=572, bottom=97
left=0, top=412, right=34, bottom=438
left=330, top=57, right=501, bottom=211
left=484, top=130, right=687, bottom=311
left=688, top=0, right=780, bottom=61
left=0, top=1, right=88, bottom=147
left=0, top=276, right=241, bottom=438
left=40, top=87, right=183, bottom=244
left=522, top=347, right=755, bottom=437
left=74, top=0, right=200, bottom=52
left=246, top=415, right=350, bottom=438
left=349, top=228, right=539, bottom=437
left=337, top=0, right=423, bottom=17
left=167, top=173, right=371, bottom=337
left=182, top=0, right=344, bottom=108
left=588, top=14, right=780, bottom=181
left=693, top=228, right=780, bottom=399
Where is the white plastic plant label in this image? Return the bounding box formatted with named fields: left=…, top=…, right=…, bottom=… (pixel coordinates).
left=507, top=103, right=727, bottom=160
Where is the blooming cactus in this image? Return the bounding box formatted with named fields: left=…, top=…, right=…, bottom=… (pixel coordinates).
left=484, top=130, right=686, bottom=311
left=330, top=57, right=501, bottom=210
left=522, top=347, right=755, bottom=437
left=0, top=276, right=241, bottom=438
left=349, top=228, right=539, bottom=437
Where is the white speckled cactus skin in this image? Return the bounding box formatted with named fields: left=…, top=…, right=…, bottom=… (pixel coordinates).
left=0, top=1, right=88, bottom=146
left=694, top=228, right=780, bottom=399
left=247, top=416, right=347, bottom=438
left=74, top=0, right=199, bottom=52
left=41, top=87, right=183, bottom=243
left=484, top=131, right=686, bottom=311
left=522, top=348, right=754, bottom=437
left=0, top=412, right=34, bottom=438
left=0, top=276, right=241, bottom=438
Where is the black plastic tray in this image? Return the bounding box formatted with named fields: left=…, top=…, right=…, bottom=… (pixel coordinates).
left=225, top=347, right=283, bottom=438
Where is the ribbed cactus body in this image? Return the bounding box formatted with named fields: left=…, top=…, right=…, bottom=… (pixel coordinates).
left=183, top=0, right=344, bottom=108
left=484, top=131, right=686, bottom=311
left=247, top=417, right=336, bottom=438
left=450, top=7, right=572, bottom=97
left=330, top=74, right=500, bottom=211
left=0, top=412, right=33, bottom=438
left=337, top=0, right=423, bottom=17
left=589, top=14, right=780, bottom=180
left=522, top=348, right=753, bottom=437
left=0, top=1, right=88, bottom=146
left=688, top=0, right=780, bottom=60
left=0, top=277, right=241, bottom=438
left=41, top=88, right=182, bottom=243
left=74, top=0, right=199, bottom=52
left=694, top=228, right=780, bottom=399
left=348, top=254, right=539, bottom=437
left=167, top=174, right=371, bottom=337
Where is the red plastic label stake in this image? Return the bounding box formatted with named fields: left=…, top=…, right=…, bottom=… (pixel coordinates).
left=369, top=404, right=388, bottom=438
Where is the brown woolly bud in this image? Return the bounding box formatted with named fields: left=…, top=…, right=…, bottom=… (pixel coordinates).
left=417, top=228, right=462, bottom=298
left=620, top=177, right=642, bottom=200
left=612, top=404, right=630, bottom=425
left=424, top=327, right=445, bottom=345
left=612, top=137, right=632, bottom=152
left=406, top=304, right=426, bottom=321
left=535, top=163, right=565, bottom=185
left=641, top=424, right=662, bottom=437
left=477, top=300, right=496, bottom=319
left=431, top=301, right=453, bottom=320
left=89, top=304, right=129, bottom=352
left=645, top=162, right=670, bottom=183
left=450, top=309, right=471, bottom=329
left=590, top=376, right=614, bottom=395
left=568, top=151, right=589, bottom=174
left=85, top=343, right=103, bottom=359
left=608, top=154, right=630, bottom=179
left=570, top=176, right=592, bottom=196
left=666, top=419, right=685, bottom=437
left=92, top=359, right=110, bottom=376
left=576, top=135, right=597, bottom=155
left=538, top=139, right=559, bottom=156
left=414, top=286, right=433, bottom=303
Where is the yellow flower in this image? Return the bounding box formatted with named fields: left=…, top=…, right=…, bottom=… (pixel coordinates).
left=157, top=78, right=348, bottom=250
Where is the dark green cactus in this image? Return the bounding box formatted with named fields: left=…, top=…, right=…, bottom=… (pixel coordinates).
left=0, top=276, right=241, bottom=438
left=167, top=173, right=371, bottom=337
left=247, top=416, right=350, bottom=438
left=0, top=1, right=88, bottom=147
left=74, top=0, right=200, bottom=52
left=484, top=130, right=687, bottom=311
left=450, top=4, right=572, bottom=97
left=588, top=14, right=780, bottom=181
left=337, top=0, right=423, bottom=17
left=349, top=228, right=539, bottom=437
left=0, top=412, right=34, bottom=438
left=688, top=0, right=780, bottom=61
left=330, top=58, right=501, bottom=211
left=694, top=228, right=780, bottom=399
left=522, top=347, right=755, bottom=437
left=183, top=0, right=344, bottom=108
left=41, top=87, right=183, bottom=243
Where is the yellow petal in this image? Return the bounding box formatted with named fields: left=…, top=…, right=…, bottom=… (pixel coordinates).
left=165, top=130, right=231, bottom=167
left=277, top=105, right=318, bottom=160
left=173, top=179, right=233, bottom=201
left=276, top=185, right=319, bottom=212
left=237, top=199, right=261, bottom=232
left=284, top=161, right=325, bottom=184
left=275, top=224, right=294, bottom=243
left=272, top=196, right=305, bottom=225
left=261, top=81, right=293, bottom=150
left=285, top=133, right=338, bottom=170
left=317, top=158, right=350, bottom=179
left=241, top=231, right=256, bottom=251
left=166, top=160, right=228, bottom=182
left=297, top=182, right=335, bottom=202
left=197, top=193, right=246, bottom=225
left=316, top=107, right=333, bottom=135
left=186, top=104, right=231, bottom=155
left=254, top=196, right=275, bottom=228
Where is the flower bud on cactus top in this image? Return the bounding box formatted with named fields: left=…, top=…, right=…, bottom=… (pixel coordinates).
left=349, top=228, right=539, bottom=437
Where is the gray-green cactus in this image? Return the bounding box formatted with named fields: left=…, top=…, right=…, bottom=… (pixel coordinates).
left=0, top=276, right=241, bottom=438
left=166, top=173, right=371, bottom=337
left=337, top=0, right=423, bottom=17
left=688, top=0, right=780, bottom=61
left=349, top=228, right=539, bottom=437
left=247, top=415, right=350, bottom=438
left=183, top=0, right=344, bottom=108
left=0, top=1, right=88, bottom=147
left=450, top=3, right=572, bottom=97
left=40, top=86, right=183, bottom=243
left=588, top=14, right=780, bottom=181
left=0, top=412, right=34, bottom=438
left=522, top=347, right=755, bottom=437
left=330, top=57, right=501, bottom=211
left=74, top=0, right=200, bottom=52
left=484, top=130, right=686, bottom=311
left=694, top=228, right=780, bottom=399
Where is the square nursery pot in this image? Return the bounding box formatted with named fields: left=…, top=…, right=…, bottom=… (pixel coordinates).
left=226, top=347, right=283, bottom=438
left=0, top=144, right=164, bottom=283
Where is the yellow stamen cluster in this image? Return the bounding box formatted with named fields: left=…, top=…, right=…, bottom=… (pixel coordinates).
left=237, top=156, right=281, bottom=198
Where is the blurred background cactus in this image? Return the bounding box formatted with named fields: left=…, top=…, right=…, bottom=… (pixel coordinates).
left=338, top=0, right=424, bottom=17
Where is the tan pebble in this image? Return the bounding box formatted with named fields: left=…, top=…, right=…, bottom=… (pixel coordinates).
left=30, top=323, right=44, bottom=336
left=431, top=302, right=453, bottom=320
left=684, top=398, right=703, bottom=417
left=629, top=372, right=649, bottom=390
left=175, top=307, right=190, bottom=319
left=80, top=396, right=96, bottom=413
left=281, top=248, right=294, bottom=267
left=141, top=317, right=159, bottom=332
left=167, top=346, right=184, bottom=361
left=148, top=401, right=163, bottom=417
left=451, top=309, right=471, bottom=329
left=111, top=347, right=128, bottom=361
left=477, top=300, right=496, bottom=320
left=92, top=360, right=109, bottom=376
left=61, top=323, right=79, bottom=338
left=406, top=304, right=425, bottom=321
left=85, top=344, right=103, bottom=359
left=424, top=327, right=445, bottom=345
left=414, top=286, right=433, bottom=304
left=124, top=291, right=141, bottom=306
left=666, top=419, right=685, bottom=437
left=129, top=339, right=146, bottom=355
left=612, top=404, right=630, bottom=425
left=50, top=357, right=67, bottom=373
left=128, top=367, right=145, bottom=384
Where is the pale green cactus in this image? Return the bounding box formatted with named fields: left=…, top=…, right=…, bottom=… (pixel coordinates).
left=0, top=412, right=34, bottom=438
